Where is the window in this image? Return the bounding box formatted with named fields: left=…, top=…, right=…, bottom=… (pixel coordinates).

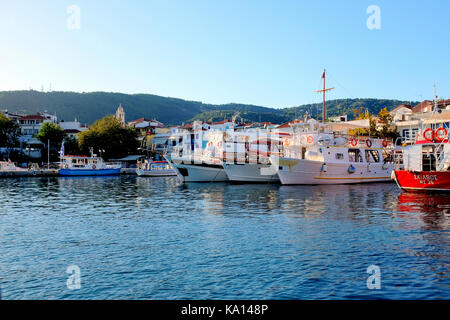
left=335, top=153, right=344, bottom=160
left=365, top=150, right=380, bottom=163
left=348, top=149, right=363, bottom=162
left=382, top=150, right=394, bottom=164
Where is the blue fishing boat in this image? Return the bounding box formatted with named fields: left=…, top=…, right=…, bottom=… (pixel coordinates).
left=59, top=156, right=122, bottom=176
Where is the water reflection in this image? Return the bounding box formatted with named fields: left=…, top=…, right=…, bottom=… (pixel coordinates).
left=1, top=177, right=449, bottom=299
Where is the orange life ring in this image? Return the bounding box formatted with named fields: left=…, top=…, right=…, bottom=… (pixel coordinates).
left=366, top=139, right=372, bottom=148
left=307, top=136, right=314, bottom=144
left=423, top=128, right=434, bottom=141
left=350, top=138, right=358, bottom=147
left=283, top=138, right=291, bottom=146
left=382, top=139, right=388, bottom=148
left=434, top=127, right=448, bottom=142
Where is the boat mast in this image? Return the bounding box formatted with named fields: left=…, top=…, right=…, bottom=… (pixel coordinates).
left=315, top=69, right=334, bottom=123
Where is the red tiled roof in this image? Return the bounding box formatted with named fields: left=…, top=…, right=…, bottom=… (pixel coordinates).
left=391, top=104, right=412, bottom=112
left=212, top=120, right=233, bottom=125
left=276, top=120, right=302, bottom=129
left=412, top=100, right=432, bottom=113
left=181, top=124, right=193, bottom=129
left=129, top=118, right=152, bottom=124
left=20, top=114, right=45, bottom=120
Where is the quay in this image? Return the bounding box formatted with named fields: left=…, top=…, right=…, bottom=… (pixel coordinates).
left=0, top=169, right=59, bottom=178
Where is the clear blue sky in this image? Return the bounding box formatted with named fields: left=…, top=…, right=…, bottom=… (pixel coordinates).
left=0, top=0, right=448, bottom=108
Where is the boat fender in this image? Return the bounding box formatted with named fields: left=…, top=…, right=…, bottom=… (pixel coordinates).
left=92, top=164, right=96, bottom=170
left=321, top=163, right=327, bottom=172
left=65, top=164, right=69, bottom=169
left=348, top=165, right=356, bottom=174
left=382, top=163, right=389, bottom=170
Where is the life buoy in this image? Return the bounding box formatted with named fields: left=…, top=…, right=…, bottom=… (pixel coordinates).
left=284, top=138, right=291, bottom=147
left=435, top=127, right=448, bottom=142
left=382, top=139, right=388, bottom=148
left=366, top=139, right=372, bottom=148
left=423, top=128, right=434, bottom=141
left=350, top=138, right=358, bottom=147
left=307, top=135, right=314, bottom=144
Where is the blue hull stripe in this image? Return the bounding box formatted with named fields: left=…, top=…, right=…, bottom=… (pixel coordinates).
left=59, top=168, right=121, bottom=176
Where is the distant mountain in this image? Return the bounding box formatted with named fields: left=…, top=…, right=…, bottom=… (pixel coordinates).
left=0, top=91, right=415, bottom=126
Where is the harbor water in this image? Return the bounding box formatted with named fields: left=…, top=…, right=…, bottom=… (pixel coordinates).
left=1, top=176, right=449, bottom=299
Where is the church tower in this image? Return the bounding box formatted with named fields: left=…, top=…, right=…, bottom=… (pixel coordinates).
left=115, top=104, right=125, bottom=125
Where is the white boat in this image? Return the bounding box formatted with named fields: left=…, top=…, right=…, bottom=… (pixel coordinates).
left=222, top=137, right=280, bottom=183
left=59, top=156, right=122, bottom=176
left=270, top=121, right=395, bottom=185
left=0, top=161, right=27, bottom=172
left=166, top=154, right=228, bottom=182
left=136, top=160, right=177, bottom=177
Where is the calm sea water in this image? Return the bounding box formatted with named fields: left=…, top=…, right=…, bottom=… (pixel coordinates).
left=1, top=176, right=449, bottom=300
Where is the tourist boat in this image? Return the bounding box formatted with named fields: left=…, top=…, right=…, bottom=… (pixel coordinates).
left=270, top=120, right=395, bottom=185
left=136, top=160, right=177, bottom=177
left=165, top=130, right=229, bottom=183
left=166, top=154, right=229, bottom=182
left=59, top=156, right=122, bottom=176
left=392, top=127, right=450, bottom=192
left=222, top=137, right=280, bottom=183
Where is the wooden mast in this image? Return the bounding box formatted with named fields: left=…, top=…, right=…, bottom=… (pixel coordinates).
left=315, top=69, right=334, bottom=123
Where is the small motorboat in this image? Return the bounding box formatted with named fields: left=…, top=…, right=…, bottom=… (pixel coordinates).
left=136, top=160, right=177, bottom=177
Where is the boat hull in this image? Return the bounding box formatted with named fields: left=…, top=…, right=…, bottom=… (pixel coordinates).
left=393, top=170, right=450, bottom=192
left=171, top=162, right=228, bottom=182
left=136, top=169, right=177, bottom=177
left=272, top=156, right=394, bottom=185
left=223, top=163, right=279, bottom=183
left=58, top=168, right=121, bottom=176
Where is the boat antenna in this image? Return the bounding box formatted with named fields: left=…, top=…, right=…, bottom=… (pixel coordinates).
left=315, top=69, right=334, bottom=123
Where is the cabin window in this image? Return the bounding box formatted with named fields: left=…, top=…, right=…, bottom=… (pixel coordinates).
left=382, top=150, right=394, bottom=164
left=365, top=150, right=380, bottom=163
left=348, top=149, right=363, bottom=162
left=335, top=153, right=344, bottom=160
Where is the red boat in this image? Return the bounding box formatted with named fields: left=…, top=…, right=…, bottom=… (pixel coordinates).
left=392, top=127, right=450, bottom=192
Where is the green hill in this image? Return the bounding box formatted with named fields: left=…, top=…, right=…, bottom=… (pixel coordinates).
left=0, top=90, right=415, bottom=125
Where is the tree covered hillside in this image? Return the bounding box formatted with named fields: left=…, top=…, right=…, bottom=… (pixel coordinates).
left=0, top=91, right=416, bottom=125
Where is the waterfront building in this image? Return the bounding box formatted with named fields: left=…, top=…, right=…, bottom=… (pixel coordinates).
left=59, top=118, right=88, bottom=139
left=392, top=99, right=450, bottom=143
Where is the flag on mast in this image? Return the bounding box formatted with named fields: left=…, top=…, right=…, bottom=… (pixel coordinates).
left=60, top=141, right=65, bottom=157
left=321, top=70, right=325, bottom=79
